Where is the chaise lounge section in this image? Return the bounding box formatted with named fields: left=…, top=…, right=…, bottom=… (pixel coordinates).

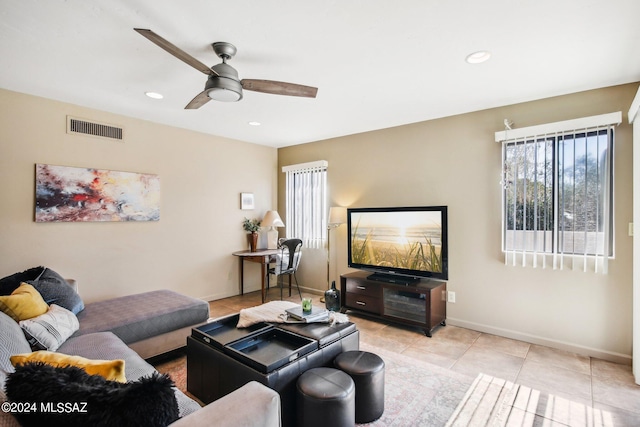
left=74, top=289, right=210, bottom=359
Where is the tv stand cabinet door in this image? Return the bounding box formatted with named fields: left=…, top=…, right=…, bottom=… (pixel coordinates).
left=341, top=272, right=381, bottom=314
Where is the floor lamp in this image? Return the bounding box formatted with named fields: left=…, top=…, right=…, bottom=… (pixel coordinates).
left=323, top=207, right=347, bottom=302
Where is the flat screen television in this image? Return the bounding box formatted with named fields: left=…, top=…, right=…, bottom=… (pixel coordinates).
left=347, top=206, right=448, bottom=283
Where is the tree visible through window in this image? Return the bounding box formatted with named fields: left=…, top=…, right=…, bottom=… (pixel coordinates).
left=503, top=128, right=613, bottom=258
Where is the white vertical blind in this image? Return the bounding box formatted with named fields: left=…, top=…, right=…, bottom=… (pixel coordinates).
left=282, top=161, right=328, bottom=249
left=497, top=112, right=620, bottom=273
left=628, top=86, right=640, bottom=385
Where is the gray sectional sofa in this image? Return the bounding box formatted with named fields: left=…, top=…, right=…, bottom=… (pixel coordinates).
left=0, top=268, right=281, bottom=426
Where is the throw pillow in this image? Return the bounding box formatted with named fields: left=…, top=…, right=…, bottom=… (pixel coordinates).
left=19, top=304, right=80, bottom=351
left=236, top=300, right=299, bottom=327
left=10, top=351, right=126, bottom=382
left=28, top=267, right=84, bottom=314
left=0, top=283, right=49, bottom=321
left=0, top=266, right=44, bottom=295
left=5, top=363, right=179, bottom=427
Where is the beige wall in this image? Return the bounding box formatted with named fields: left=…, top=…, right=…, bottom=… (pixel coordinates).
left=0, top=89, right=277, bottom=303
left=278, top=82, right=638, bottom=362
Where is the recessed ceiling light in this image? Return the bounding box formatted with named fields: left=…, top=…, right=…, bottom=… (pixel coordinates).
left=248, top=121, right=261, bottom=126
left=145, top=91, right=164, bottom=99
left=465, top=51, right=491, bottom=64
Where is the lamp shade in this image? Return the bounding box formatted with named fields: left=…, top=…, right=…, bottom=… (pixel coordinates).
left=328, top=207, right=347, bottom=226
left=262, top=210, right=285, bottom=228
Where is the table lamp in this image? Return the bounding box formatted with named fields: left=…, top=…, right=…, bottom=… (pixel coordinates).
left=262, top=210, right=285, bottom=249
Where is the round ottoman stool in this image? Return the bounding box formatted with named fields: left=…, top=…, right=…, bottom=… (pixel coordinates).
left=334, top=351, right=385, bottom=423
left=297, top=367, right=355, bottom=427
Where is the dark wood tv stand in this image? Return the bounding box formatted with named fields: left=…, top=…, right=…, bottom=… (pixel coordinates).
left=340, top=271, right=447, bottom=337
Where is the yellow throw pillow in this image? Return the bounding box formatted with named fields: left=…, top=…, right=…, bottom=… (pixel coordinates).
left=10, top=351, right=126, bottom=383
left=0, top=283, right=49, bottom=321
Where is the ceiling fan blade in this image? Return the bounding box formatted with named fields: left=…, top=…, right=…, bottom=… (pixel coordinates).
left=241, top=79, right=318, bottom=98
left=185, top=91, right=211, bottom=109
left=134, top=28, right=216, bottom=76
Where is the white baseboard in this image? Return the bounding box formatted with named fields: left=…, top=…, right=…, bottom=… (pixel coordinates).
left=446, top=317, right=631, bottom=365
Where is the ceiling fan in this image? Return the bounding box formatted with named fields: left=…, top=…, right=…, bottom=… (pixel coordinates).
left=134, top=28, right=318, bottom=109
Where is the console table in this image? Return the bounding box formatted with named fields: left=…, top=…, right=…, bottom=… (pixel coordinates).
left=232, top=249, right=278, bottom=303
left=340, top=271, right=447, bottom=337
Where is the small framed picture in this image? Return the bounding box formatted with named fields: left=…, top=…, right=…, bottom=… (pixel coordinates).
left=240, top=193, right=255, bottom=210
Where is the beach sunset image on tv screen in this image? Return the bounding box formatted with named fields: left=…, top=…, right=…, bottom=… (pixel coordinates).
left=349, top=210, right=444, bottom=274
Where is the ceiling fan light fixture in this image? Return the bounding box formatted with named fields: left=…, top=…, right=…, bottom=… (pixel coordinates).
left=135, top=30, right=318, bottom=108
left=145, top=91, right=163, bottom=99
left=466, top=50, right=491, bottom=64
left=205, top=76, right=243, bottom=102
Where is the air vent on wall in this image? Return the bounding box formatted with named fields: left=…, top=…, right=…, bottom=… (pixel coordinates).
left=66, top=116, right=124, bottom=141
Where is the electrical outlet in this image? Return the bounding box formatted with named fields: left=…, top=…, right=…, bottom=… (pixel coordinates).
left=447, top=291, right=456, bottom=303
left=630, top=222, right=634, bottom=237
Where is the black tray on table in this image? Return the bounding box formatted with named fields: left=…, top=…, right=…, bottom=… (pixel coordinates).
left=224, top=328, right=318, bottom=373
left=191, top=313, right=272, bottom=350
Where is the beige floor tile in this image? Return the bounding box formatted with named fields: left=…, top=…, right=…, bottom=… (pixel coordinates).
left=450, top=346, right=525, bottom=382
left=526, top=344, right=591, bottom=375
left=592, top=372, right=640, bottom=414
left=369, top=323, right=426, bottom=346
left=359, top=329, right=410, bottom=353
left=591, top=358, right=633, bottom=382
left=474, top=333, right=531, bottom=358
left=593, top=401, right=640, bottom=426
left=530, top=393, right=609, bottom=426
left=347, top=313, right=390, bottom=332
left=516, top=359, right=592, bottom=405
left=436, top=324, right=482, bottom=344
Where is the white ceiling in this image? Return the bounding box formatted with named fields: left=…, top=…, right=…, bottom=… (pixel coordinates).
left=1, top=0, right=639, bottom=148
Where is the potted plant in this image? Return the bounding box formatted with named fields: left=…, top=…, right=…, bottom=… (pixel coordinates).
left=243, top=218, right=261, bottom=252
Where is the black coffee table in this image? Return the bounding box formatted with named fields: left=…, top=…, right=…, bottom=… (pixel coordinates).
left=187, top=314, right=359, bottom=427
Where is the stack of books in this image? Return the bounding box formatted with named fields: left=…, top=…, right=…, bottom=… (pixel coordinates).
left=285, top=305, right=329, bottom=323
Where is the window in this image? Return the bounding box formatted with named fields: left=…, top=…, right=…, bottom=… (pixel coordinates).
left=496, top=112, right=621, bottom=272
left=282, top=161, right=328, bottom=249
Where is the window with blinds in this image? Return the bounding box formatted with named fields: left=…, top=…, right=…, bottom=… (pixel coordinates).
left=495, top=112, right=621, bottom=273
left=282, top=161, right=328, bottom=249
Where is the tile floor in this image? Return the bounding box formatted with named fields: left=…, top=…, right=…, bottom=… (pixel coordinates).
left=208, top=289, right=640, bottom=426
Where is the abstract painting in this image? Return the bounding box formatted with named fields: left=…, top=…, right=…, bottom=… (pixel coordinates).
left=35, top=164, right=160, bottom=222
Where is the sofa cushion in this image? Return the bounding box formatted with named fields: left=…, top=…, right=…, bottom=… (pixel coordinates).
left=11, top=351, right=126, bottom=382
left=59, top=331, right=202, bottom=418
left=20, top=304, right=79, bottom=351
left=0, top=311, right=32, bottom=375
left=28, top=267, right=84, bottom=314
left=0, top=267, right=43, bottom=295
left=0, top=283, right=49, bottom=321
left=5, top=363, right=179, bottom=427
left=74, top=290, right=209, bottom=344
left=0, top=310, right=35, bottom=427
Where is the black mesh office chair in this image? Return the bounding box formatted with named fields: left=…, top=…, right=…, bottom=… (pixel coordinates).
left=267, top=238, right=302, bottom=300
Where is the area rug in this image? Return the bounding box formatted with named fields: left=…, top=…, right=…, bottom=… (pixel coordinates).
left=153, top=341, right=475, bottom=426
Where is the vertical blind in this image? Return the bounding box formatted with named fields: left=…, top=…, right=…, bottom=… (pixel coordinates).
left=495, top=112, right=621, bottom=273
left=282, top=161, right=328, bottom=249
